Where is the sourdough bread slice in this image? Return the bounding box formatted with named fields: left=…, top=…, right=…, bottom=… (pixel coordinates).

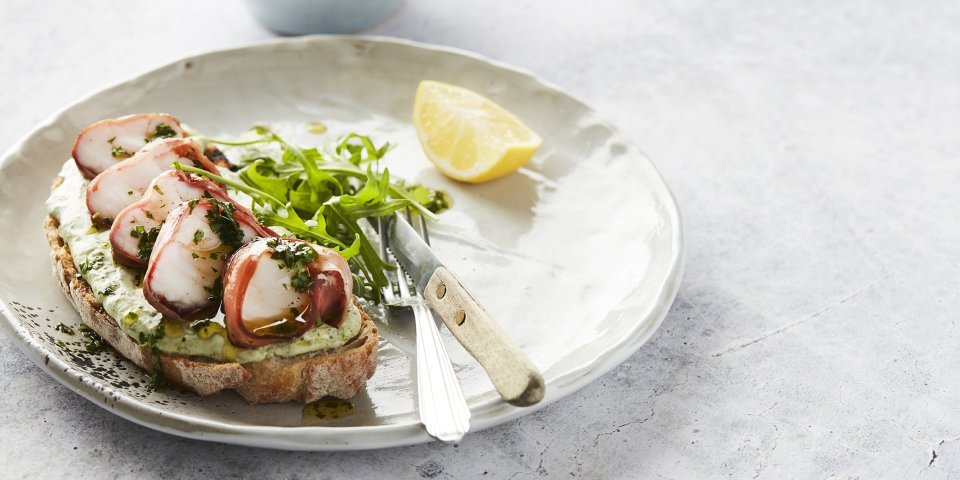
left=44, top=215, right=378, bottom=404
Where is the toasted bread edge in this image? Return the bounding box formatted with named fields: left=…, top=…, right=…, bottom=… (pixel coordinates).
left=44, top=214, right=378, bottom=404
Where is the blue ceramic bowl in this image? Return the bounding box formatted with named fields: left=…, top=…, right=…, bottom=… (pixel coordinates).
left=245, top=0, right=401, bottom=35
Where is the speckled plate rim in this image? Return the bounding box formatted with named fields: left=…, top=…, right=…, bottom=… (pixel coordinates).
left=0, top=35, right=684, bottom=450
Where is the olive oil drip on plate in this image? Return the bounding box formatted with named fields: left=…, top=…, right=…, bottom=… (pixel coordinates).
left=302, top=396, right=355, bottom=424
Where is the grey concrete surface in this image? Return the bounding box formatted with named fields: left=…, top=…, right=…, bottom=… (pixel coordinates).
left=1, top=0, right=958, bottom=478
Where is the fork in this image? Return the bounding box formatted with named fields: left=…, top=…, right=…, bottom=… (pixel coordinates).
left=378, top=212, right=471, bottom=442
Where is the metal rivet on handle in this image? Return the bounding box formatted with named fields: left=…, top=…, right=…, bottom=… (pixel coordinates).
left=436, top=283, right=447, bottom=299
left=455, top=310, right=466, bottom=325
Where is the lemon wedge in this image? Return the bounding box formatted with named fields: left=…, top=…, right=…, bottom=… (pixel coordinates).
left=413, top=80, right=542, bottom=183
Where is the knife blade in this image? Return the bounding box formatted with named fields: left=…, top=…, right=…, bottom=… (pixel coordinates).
left=387, top=213, right=545, bottom=407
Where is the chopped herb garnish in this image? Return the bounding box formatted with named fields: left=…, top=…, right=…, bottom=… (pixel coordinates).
left=290, top=269, right=313, bottom=293
left=146, top=123, right=178, bottom=142
left=267, top=239, right=319, bottom=270
left=54, top=323, right=75, bottom=335
left=191, top=252, right=200, bottom=259
left=190, top=320, right=225, bottom=340
left=132, top=270, right=144, bottom=287
left=89, top=212, right=110, bottom=228
left=98, top=285, right=117, bottom=297
left=78, top=324, right=107, bottom=354
left=147, top=352, right=168, bottom=392
left=130, top=225, right=161, bottom=261
left=78, top=252, right=105, bottom=275
left=191, top=320, right=212, bottom=332
left=193, top=229, right=204, bottom=245
left=401, top=181, right=453, bottom=214
left=267, top=239, right=319, bottom=293
left=111, top=145, right=131, bottom=158
left=122, top=310, right=140, bottom=326
left=137, top=322, right=165, bottom=349
left=204, top=199, right=244, bottom=247
left=152, top=184, right=164, bottom=195
left=203, top=276, right=224, bottom=304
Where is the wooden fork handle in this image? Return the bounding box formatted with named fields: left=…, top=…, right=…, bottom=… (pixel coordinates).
left=424, top=267, right=545, bottom=407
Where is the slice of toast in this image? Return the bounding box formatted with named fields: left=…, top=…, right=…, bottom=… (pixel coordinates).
left=44, top=215, right=378, bottom=404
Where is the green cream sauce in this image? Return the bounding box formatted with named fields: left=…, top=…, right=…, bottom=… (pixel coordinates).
left=46, top=161, right=361, bottom=363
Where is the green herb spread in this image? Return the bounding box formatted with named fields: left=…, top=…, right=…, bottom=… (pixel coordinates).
left=46, top=161, right=361, bottom=363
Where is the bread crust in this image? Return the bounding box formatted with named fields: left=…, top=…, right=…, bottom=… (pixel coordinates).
left=44, top=215, right=378, bottom=404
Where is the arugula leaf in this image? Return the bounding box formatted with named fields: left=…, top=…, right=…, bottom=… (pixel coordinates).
left=174, top=162, right=285, bottom=207
left=237, top=160, right=290, bottom=203
left=257, top=204, right=347, bottom=250
left=186, top=129, right=450, bottom=302
left=337, top=133, right=392, bottom=165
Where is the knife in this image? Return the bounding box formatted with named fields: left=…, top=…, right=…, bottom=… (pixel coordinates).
left=387, top=213, right=545, bottom=407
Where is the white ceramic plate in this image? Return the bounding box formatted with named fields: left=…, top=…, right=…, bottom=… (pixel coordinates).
left=0, top=36, right=683, bottom=450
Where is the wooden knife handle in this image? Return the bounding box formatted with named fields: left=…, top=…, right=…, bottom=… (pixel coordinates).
left=424, top=266, right=545, bottom=407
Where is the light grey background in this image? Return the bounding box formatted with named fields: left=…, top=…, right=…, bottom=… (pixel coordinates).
left=1, top=0, right=958, bottom=478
